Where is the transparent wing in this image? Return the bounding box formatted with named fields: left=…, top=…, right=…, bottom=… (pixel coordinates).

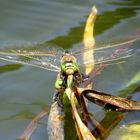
left=0, top=41, right=65, bottom=72
left=75, top=37, right=140, bottom=68
left=94, top=40, right=137, bottom=65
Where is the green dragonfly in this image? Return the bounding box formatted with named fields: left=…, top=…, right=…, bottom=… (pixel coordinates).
left=0, top=34, right=140, bottom=140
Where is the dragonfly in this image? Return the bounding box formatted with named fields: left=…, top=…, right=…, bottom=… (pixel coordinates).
left=0, top=36, right=140, bottom=139
left=0, top=38, right=138, bottom=72
left=1, top=4, right=140, bottom=139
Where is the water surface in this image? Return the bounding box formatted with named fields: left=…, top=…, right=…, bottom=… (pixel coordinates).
left=0, top=0, right=140, bottom=140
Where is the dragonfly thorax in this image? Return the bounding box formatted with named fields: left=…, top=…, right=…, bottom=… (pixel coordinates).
left=60, top=54, right=79, bottom=75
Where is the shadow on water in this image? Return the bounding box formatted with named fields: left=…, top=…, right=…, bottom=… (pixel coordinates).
left=48, top=1, right=140, bottom=48
left=107, top=0, right=140, bottom=6
left=0, top=64, right=22, bottom=74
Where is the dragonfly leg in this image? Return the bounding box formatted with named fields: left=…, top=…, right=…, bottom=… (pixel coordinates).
left=53, top=91, right=63, bottom=108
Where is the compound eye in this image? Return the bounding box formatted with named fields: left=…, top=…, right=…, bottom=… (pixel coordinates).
left=65, top=50, right=70, bottom=54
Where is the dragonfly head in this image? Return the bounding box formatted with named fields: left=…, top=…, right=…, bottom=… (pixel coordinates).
left=64, top=50, right=71, bottom=54
left=60, top=53, right=79, bottom=75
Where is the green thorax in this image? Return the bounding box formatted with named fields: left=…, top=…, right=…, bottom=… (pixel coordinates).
left=55, top=53, right=82, bottom=90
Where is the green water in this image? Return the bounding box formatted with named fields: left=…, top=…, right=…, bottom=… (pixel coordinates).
left=0, top=0, right=140, bottom=140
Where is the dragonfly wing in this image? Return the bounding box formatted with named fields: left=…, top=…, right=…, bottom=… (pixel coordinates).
left=76, top=38, right=139, bottom=68
left=0, top=53, right=60, bottom=72
left=94, top=43, right=137, bottom=66
left=0, top=41, right=64, bottom=72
